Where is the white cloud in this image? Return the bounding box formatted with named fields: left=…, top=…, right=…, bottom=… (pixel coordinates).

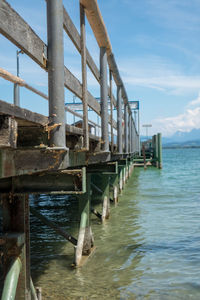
left=152, top=93, right=200, bottom=136
left=119, top=56, right=200, bottom=95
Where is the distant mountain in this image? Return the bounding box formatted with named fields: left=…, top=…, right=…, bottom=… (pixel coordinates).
left=162, top=129, right=200, bottom=148
left=162, top=129, right=200, bottom=144
left=141, top=129, right=200, bottom=148
left=163, top=139, right=200, bottom=148
left=170, top=129, right=200, bottom=142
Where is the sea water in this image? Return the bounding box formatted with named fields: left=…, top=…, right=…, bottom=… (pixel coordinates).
left=30, top=148, right=200, bottom=299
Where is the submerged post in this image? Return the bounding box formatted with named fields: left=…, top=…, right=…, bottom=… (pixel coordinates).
left=75, top=173, right=94, bottom=266
left=100, top=47, right=109, bottom=152
left=80, top=3, right=89, bottom=150
left=157, top=133, right=162, bottom=169
left=117, top=86, right=122, bottom=154
left=47, top=0, right=66, bottom=148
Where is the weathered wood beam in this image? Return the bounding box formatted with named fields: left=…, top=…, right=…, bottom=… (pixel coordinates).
left=0, top=0, right=47, bottom=69
left=0, top=115, right=17, bottom=148
left=0, top=99, right=48, bottom=126
left=80, top=0, right=112, bottom=55
left=0, top=1, right=117, bottom=128
left=0, top=169, right=85, bottom=194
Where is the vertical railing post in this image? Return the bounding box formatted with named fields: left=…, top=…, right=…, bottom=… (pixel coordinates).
left=47, top=0, right=66, bottom=148
left=13, top=50, right=20, bottom=106
left=80, top=3, right=89, bottom=150
left=75, top=173, right=94, bottom=266
left=131, top=118, right=134, bottom=153
left=109, top=70, right=114, bottom=153
left=117, top=86, right=122, bottom=154
left=129, top=112, right=131, bottom=154
left=100, top=47, right=109, bottom=152
left=124, top=104, right=128, bottom=153
left=138, top=109, right=140, bottom=155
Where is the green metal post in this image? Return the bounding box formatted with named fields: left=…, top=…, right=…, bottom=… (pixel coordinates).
left=157, top=133, right=162, bottom=169
left=1, top=258, right=22, bottom=300
left=2, top=194, right=31, bottom=299
left=100, top=174, right=110, bottom=222
left=91, top=173, right=110, bottom=221
left=155, top=134, right=159, bottom=168
left=118, top=166, right=124, bottom=193
left=75, top=173, right=94, bottom=266
left=109, top=174, right=118, bottom=204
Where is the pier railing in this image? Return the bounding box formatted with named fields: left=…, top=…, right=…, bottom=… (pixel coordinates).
left=0, top=1, right=142, bottom=298
left=0, top=0, right=139, bottom=155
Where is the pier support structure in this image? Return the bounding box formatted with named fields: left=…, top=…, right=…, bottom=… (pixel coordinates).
left=152, top=133, right=162, bottom=169
left=157, top=133, right=162, bottom=169
left=75, top=173, right=94, bottom=266
left=1, top=194, right=31, bottom=299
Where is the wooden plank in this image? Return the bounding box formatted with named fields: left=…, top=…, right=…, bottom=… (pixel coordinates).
left=0, top=99, right=48, bottom=126
left=66, top=124, right=100, bottom=141
left=0, top=0, right=47, bottom=69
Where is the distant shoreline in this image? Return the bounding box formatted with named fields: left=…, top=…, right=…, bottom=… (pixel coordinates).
left=163, top=146, right=200, bottom=149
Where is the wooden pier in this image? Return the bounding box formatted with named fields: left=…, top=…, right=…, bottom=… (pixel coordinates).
left=0, top=0, right=162, bottom=299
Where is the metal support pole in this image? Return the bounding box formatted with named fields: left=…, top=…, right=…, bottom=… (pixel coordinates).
left=138, top=109, right=140, bottom=155
left=92, top=173, right=110, bottom=221
left=129, top=113, right=131, bottom=154
left=131, top=118, right=134, bottom=153
left=2, top=194, right=31, bottom=299
left=117, top=86, right=122, bottom=154
left=124, top=104, right=128, bottom=153
left=1, top=258, right=22, bottom=300
left=47, top=0, right=66, bottom=148
left=109, top=174, right=118, bottom=204
left=80, top=4, right=89, bottom=150
left=109, top=70, right=114, bottom=153
left=13, top=50, right=21, bottom=106
left=75, top=173, right=94, bottom=266
left=100, top=47, right=109, bottom=152
left=30, top=206, right=77, bottom=245
left=101, top=174, right=111, bottom=222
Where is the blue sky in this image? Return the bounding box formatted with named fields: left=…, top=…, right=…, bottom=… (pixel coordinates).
left=1, top=0, right=200, bottom=137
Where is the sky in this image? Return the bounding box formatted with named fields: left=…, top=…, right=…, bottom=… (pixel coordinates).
left=1, top=0, right=200, bottom=137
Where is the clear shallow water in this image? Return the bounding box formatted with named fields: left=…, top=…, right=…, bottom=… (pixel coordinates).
left=31, top=149, right=200, bottom=299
